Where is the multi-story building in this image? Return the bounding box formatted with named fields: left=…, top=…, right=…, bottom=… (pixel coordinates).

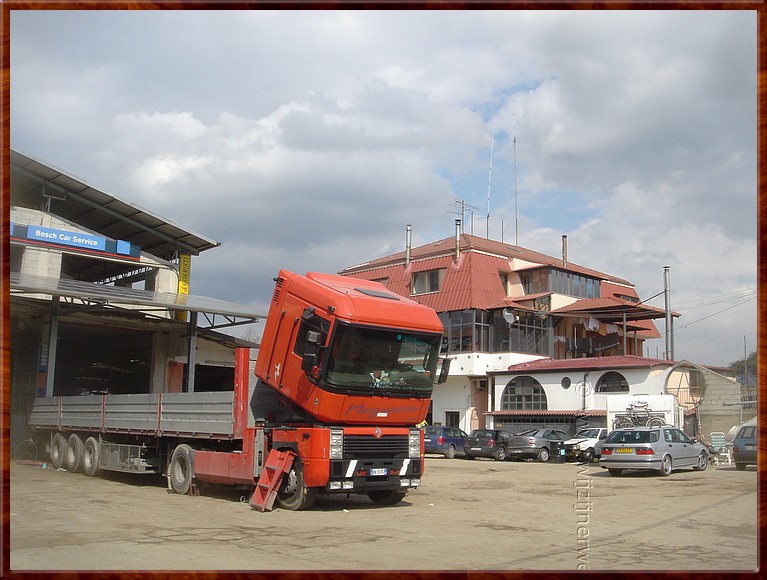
left=339, top=221, right=727, bottom=435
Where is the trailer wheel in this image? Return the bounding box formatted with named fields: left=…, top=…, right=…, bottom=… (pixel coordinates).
left=82, top=437, right=101, bottom=477
left=276, top=458, right=317, bottom=511
left=169, top=444, right=195, bottom=495
left=65, top=434, right=84, bottom=472
left=51, top=433, right=67, bottom=469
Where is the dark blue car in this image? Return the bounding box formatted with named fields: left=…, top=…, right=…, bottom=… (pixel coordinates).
left=424, top=425, right=468, bottom=459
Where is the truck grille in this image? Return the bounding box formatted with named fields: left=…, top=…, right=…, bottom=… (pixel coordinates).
left=344, top=435, right=409, bottom=459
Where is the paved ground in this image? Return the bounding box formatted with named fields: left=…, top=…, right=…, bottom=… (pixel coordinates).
left=8, top=456, right=759, bottom=572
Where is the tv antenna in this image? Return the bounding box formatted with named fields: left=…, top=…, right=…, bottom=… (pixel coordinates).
left=486, top=128, right=494, bottom=239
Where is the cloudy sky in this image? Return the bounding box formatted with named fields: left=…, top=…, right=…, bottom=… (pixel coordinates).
left=10, top=9, right=757, bottom=367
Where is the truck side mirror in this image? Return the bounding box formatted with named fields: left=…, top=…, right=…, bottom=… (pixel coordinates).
left=301, top=330, right=323, bottom=373
left=436, top=357, right=451, bottom=384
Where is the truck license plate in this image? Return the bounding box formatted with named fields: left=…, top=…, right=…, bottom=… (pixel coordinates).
left=369, top=468, right=388, bottom=476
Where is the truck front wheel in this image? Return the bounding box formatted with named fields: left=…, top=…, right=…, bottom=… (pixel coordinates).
left=276, top=458, right=317, bottom=511
left=368, top=490, right=407, bottom=506
left=169, top=444, right=195, bottom=495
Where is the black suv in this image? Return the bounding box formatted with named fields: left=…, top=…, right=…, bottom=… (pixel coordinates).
left=464, top=429, right=512, bottom=461
left=732, top=422, right=757, bottom=471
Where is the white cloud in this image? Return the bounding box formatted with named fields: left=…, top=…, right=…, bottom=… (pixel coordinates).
left=9, top=9, right=756, bottom=366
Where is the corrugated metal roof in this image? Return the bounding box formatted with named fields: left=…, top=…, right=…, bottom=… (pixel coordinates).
left=10, top=271, right=265, bottom=324
left=10, top=149, right=219, bottom=261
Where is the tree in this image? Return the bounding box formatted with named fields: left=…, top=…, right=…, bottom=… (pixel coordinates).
left=728, top=350, right=757, bottom=385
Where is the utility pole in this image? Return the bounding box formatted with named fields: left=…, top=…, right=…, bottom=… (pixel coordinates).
left=663, top=266, right=674, bottom=360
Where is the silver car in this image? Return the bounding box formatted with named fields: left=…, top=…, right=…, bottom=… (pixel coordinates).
left=506, top=428, right=572, bottom=462
left=599, top=426, right=709, bottom=476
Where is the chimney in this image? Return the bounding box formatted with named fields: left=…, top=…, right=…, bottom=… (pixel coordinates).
left=405, top=225, right=412, bottom=268
left=562, top=234, right=568, bottom=267
left=455, top=219, right=462, bottom=263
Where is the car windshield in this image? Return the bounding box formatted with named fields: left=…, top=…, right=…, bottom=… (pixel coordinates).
left=469, top=430, right=492, bottom=438
left=574, top=429, right=601, bottom=438
left=605, top=430, right=660, bottom=444
left=325, top=322, right=441, bottom=395
left=514, top=429, right=539, bottom=436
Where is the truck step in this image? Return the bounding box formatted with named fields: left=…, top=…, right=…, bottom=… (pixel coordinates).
left=250, top=449, right=296, bottom=512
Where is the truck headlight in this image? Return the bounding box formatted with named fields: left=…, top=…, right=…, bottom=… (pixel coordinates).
left=409, top=429, right=420, bottom=458
left=330, top=429, right=343, bottom=459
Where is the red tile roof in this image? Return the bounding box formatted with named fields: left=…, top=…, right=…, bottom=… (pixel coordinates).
left=486, top=409, right=607, bottom=417
left=500, top=355, right=674, bottom=373
left=339, top=233, right=661, bottom=337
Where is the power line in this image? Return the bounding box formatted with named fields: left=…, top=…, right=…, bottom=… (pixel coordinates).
left=673, top=295, right=756, bottom=331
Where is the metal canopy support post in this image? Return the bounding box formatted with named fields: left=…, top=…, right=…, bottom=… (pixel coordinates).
left=185, top=311, right=198, bottom=393
left=45, top=297, right=60, bottom=397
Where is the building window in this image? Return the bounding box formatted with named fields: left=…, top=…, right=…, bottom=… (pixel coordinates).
left=522, top=267, right=601, bottom=299
left=499, top=272, right=510, bottom=296
left=595, top=371, right=629, bottom=393
left=412, top=268, right=445, bottom=295
left=444, top=411, right=460, bottom=427
left=501, top=376, right=548, bottom=410
left=438, top=309, right=490, bottom=353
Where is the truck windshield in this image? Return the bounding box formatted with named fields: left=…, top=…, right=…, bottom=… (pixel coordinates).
left=324, top=323, right=441, bottom=396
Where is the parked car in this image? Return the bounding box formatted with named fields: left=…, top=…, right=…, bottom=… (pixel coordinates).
left=599, top=426, right=709, bottom=476
left=423, top=425, right=468, bottom=459
left=732, top=422, right=757, bottom=471
left=464, top=429, right=512, bottom=460
left=506, top=428, right=572, bottom=462
left=565, top=428, right=608, bottom=463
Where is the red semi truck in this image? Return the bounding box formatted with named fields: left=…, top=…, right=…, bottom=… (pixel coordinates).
left=27, top=270, right=448, bottom=510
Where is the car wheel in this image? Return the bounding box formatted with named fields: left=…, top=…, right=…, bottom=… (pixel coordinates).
left=735, top=462, right=746, bottom=471
left=464, top=454, right=474, bottom=460
left=692, top=451, right=708, bottom=471
left=659, top=455, right=672, bottom=476
left=537, top=447, right=550, bottom=463
left=581, top=448, right=595, bottom=463
left=445, top=445, right=456, bottom=460
left=494, top=446, right=507, bottom=461
left=608, top=468, right=623, bottom=476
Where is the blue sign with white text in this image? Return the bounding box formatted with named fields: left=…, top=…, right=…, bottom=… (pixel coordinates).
left=27, top=225, right=107, bottom=252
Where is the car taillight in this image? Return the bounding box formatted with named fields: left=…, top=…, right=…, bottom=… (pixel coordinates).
left=437, top=436, right=444, bottom=445
left=732, top=444, right=740, bottom=452
left=528, top=438, right=536, bottom=445
left=635, top=448, right=655, bottom=455
left=488, top=439, right=495, bottom=446
left=602, top=448, right=613, bottom=455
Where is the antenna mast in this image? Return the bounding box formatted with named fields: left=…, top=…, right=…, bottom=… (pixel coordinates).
left=486, top=128, right=494, bottom=239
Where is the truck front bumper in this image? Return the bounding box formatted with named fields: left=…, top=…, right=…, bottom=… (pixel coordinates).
left=326, top=458, right=421, bottom=493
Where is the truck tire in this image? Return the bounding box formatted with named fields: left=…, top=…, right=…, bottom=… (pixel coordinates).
left=51, top=433, right=67, bottom=469
left=169, top=444, right=195, bottom=495
left=276, top=458, right=317, bottom=511
left=65, top=434, right=84, bottom=472
left=82, top=437, right=101, bottom=477
left=368, top=489, right=407, bottom=506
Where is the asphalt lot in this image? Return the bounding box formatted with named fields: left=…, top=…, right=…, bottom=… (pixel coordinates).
left=8, top=455, right=759, bottom=572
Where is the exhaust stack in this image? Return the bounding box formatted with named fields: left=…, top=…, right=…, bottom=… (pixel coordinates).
left=562, top=234, right=568, bottom=267
left=405, top=225, right=412, bottom=268
left=455, top=219, right=462, bottom=262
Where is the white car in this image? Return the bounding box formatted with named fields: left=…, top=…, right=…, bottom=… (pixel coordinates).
left=565, top=428, right=608, bottom=463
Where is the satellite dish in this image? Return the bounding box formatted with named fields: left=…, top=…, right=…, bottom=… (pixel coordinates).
left=502, top=308, right=517, bottom=325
